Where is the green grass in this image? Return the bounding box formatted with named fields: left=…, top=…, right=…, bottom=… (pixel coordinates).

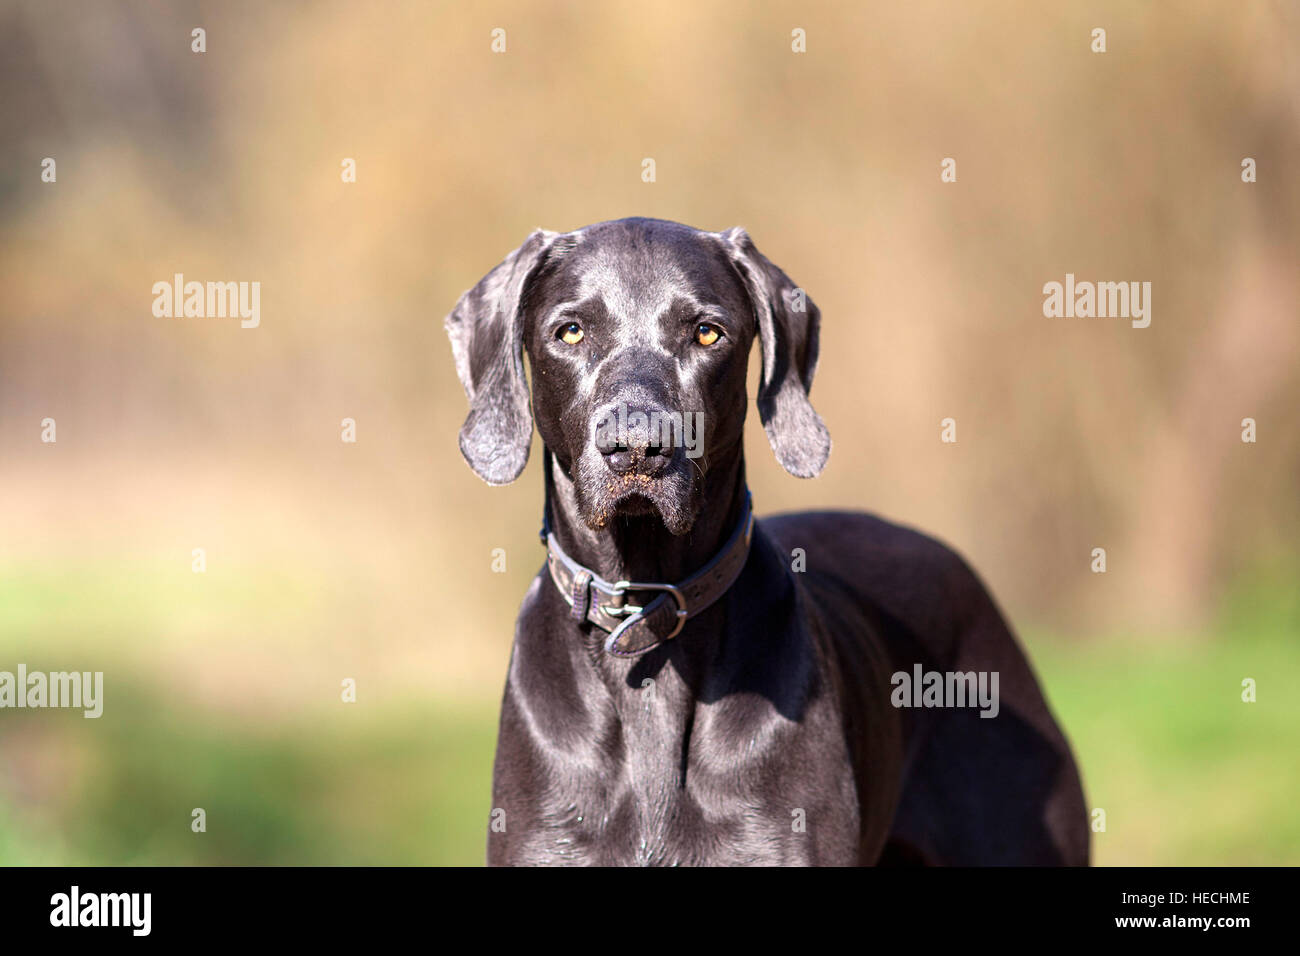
left=1031, top=571, right=1300, bottom=865
left=0, top=690, right=498, bottom=865
left=1034, top=630, right=1300, bottom=865
left=0, top=559, right=1295, bottom=865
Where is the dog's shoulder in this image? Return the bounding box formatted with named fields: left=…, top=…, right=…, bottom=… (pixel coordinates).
left=759, top=510, right=979, bottom=592
left=758, top=510, right=1006, bottom=662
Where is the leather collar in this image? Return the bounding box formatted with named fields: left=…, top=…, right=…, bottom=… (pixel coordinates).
left=542, top=492, right=755, bottom=657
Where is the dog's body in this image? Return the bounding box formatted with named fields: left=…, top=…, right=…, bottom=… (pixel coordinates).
left=446, top=217, right=1088, bottom=866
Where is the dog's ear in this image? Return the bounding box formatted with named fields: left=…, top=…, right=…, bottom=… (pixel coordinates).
left=445, top=229, right=556, bottom=485
left=719, top=227, right=831, bottom=478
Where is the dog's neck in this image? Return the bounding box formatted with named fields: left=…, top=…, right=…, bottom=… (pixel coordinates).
left=542, top=450, right=747, bottom=586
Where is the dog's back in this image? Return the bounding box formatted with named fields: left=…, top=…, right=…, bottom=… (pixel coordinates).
left=762, top=510, right=1090, bottom=865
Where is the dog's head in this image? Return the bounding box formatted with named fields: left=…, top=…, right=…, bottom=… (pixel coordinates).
left=445, top=217, right=829, bottom=534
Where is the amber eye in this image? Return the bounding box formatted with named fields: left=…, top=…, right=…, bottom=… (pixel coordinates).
left=695, top=323, right=721, bottom=346
left=558, top=322, right=584, bottom=345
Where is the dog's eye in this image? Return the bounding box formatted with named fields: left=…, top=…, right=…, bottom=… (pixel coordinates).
left=558, top=322, right=584, bottom=345
left=695, top=323, right=722, bottom=346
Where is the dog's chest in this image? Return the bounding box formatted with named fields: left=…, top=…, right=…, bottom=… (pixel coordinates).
left=523, top=758, right=814, bottom=866
left=493, top=579, right=864, bottom=866
left=501, top=683, right=854, bottom=866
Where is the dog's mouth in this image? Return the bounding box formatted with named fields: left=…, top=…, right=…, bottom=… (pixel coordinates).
left=601, top=476, right=667, bottom=523
left=578, top=471, right=698, bottom=536
left=608, top=489, right=658, bottom=518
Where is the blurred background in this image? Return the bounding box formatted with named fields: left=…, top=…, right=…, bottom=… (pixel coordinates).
left=0, top=0, right=1296, bottom=865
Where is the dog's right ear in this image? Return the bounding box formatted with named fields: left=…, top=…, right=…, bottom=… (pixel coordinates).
left=444, top=229, right=557, bottom=485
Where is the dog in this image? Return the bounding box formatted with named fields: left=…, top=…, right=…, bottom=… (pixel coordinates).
left=445, top=217, right=1089, bottom=865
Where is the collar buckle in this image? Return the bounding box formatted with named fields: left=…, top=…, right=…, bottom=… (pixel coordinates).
left=602, top=581, right=689, bottom=639
left=543, top=490, right=754, bottom=656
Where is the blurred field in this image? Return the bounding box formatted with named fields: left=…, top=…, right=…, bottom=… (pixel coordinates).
left=1036, top=576, right=1300, bottom=866
left=1, top=557, right=1296, bottom=866
left=1, top=1, right=1297, bottom=865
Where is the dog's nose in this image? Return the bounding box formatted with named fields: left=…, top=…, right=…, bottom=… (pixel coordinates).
left=602, top=437, right=672, bottom=475
left=595, top=406, right=675, bottom=476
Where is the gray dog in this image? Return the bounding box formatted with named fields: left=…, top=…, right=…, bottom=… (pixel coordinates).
left=446, top=217, right=1088, bottom=866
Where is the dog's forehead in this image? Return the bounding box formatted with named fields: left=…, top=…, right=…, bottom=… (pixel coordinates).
left=549, top=221, right=736, bottom=318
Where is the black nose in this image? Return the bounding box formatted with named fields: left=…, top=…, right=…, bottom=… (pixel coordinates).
left=596, top=407, right=674, bottom=476
left=602, top=438, right=672, bottom=475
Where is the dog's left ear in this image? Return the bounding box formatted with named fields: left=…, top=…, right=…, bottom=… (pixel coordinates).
left=444, top=229, right=557, bottom=485
left=718, top=227, right=831, bottom=478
